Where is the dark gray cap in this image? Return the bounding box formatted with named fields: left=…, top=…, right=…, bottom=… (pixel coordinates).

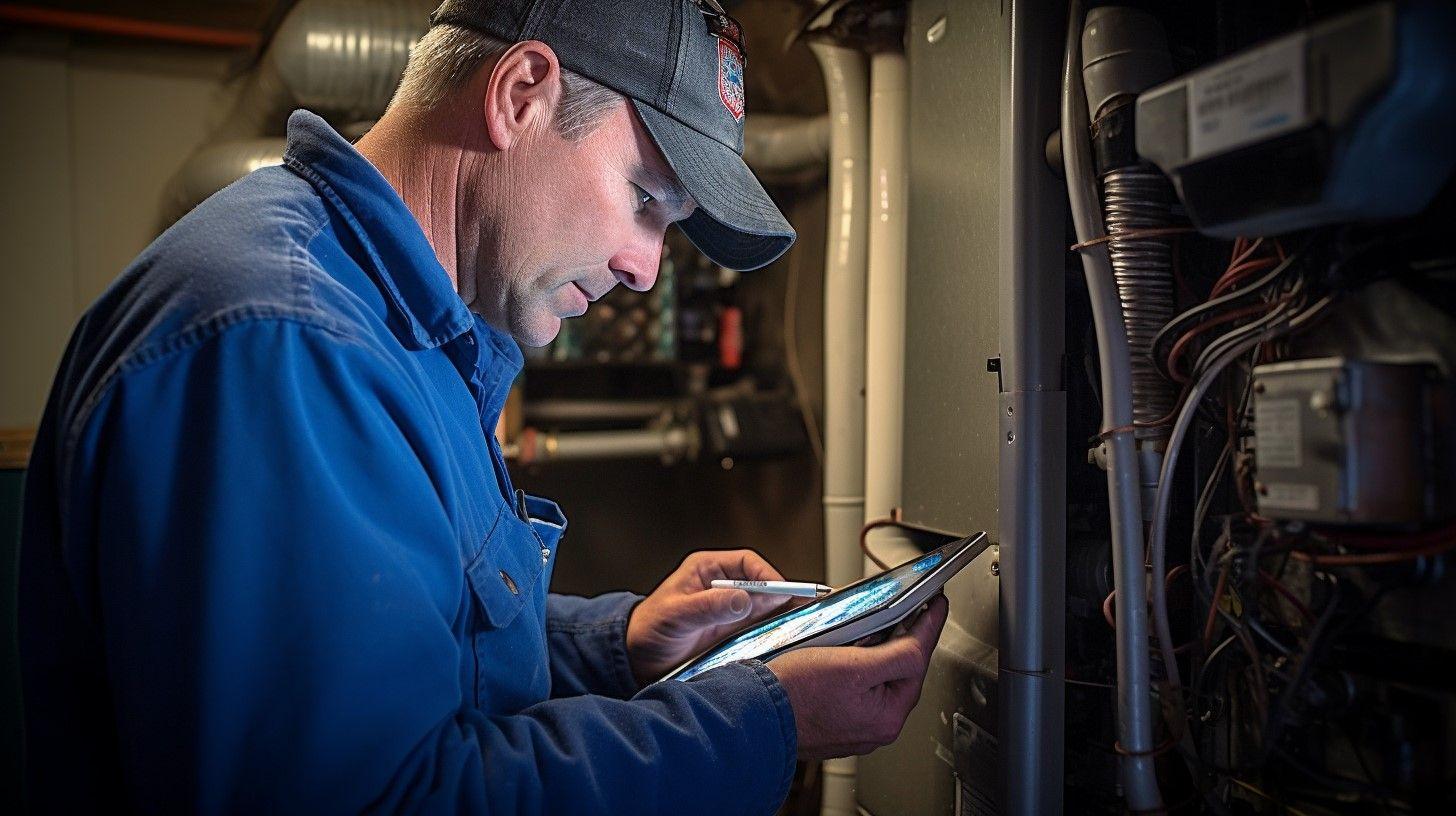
left=429, top=0, right=795, bottom=271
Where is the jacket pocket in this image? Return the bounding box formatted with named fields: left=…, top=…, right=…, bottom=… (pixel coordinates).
left=464, top=507, right=545, bottom=630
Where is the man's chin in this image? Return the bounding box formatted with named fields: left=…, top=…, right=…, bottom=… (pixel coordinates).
left=512, top=313, right=563, bottom=348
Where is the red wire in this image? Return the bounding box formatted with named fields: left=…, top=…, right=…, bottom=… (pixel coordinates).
left=1293, top=520, right=1456, bottom=565
left=1256, top=570, right=1314, bottom=623
left=1202, top=559, right=1232, bottom=650
left=1165, top=298, right=1285, bottom=383
left=1210, top=257, right=1280, bottom=299
left=1314, top=518, right=1456, bottom=550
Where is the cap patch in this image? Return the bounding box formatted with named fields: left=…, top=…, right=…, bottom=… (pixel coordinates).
left=717, top=38, right=745, bottom=121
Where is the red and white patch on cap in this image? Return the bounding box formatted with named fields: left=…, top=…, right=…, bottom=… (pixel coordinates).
left=717, top=38, right=745, bottom=121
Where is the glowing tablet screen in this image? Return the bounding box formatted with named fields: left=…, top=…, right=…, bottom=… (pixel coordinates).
left=672, top=549, right=946, bottom=681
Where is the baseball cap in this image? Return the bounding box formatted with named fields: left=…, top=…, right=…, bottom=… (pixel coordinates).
left=429, top=0, right=796, bottom=271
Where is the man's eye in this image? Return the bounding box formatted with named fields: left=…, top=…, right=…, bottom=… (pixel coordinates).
left=631, top=182, right=655, bottom=213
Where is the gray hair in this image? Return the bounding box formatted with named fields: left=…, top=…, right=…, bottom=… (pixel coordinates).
left=392, top=24, right=624, bottom=142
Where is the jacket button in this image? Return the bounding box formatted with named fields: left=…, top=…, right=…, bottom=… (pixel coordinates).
left=499, top=569, right=518, bottom=595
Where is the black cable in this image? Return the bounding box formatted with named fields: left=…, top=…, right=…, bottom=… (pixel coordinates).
left=1259, top=576, right=1344, bottom=765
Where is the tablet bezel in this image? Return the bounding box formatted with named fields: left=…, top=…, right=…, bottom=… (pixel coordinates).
left=663, top=532, right=989, bottom=681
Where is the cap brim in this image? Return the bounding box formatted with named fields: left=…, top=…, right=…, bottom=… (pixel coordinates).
left=631, top=100, right=795, bottom=271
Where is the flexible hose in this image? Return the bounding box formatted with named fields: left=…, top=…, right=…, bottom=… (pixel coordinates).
left=1102, top=166, right=1179, bottom=435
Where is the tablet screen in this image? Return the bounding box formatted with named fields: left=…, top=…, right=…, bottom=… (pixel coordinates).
left=670, top=546, right=948, bottom=681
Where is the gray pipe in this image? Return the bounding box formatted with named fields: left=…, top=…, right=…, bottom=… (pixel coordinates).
left=1061, top=1, right=1163, bottom=810
left=997, top=1, right=1069, bottom=812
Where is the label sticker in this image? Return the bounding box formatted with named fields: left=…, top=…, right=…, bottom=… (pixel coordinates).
left=1262, top=482, right=1321, bottom=512
left=1188, top=32, right=1307, bottom=158
left=1255, top=397, right=1303, bottom=469
left=718, top=38, right=745, bottom=121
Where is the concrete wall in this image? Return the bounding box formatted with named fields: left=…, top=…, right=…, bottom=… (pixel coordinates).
left=0, top=33, right=233, bottom=428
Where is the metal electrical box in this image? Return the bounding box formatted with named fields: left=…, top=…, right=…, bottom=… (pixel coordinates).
left=1251, top=357, right=1454, bottom=525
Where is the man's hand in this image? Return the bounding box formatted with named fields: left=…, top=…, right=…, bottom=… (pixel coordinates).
left=626, top=550, right=794, bottom=685
left=767, top=594, right=949, bottom=762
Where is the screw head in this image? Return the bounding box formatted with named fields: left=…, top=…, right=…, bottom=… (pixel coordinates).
left=990, top=561, right=1000, bottom=577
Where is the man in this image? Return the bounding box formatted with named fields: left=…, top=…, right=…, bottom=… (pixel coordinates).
left=19, top=0, right=949, bottom=812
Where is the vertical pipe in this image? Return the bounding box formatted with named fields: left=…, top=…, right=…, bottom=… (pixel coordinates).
left=863, top=48, right=910, bottom=574
left=997, top=0, right=1068, bottom=812
left=810, top=41, right=870, bottom=816
left=1060, top=0, right=1164, bottom=810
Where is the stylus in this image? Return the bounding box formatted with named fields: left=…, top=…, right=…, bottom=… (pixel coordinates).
left=710, top=579, right=833, bottom=598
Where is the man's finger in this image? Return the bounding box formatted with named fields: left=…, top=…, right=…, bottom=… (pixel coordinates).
left=674, top=587, right=753, bottom=626
left=907, top=593, right=949, bottom=658
left=858, top=595, right=950, bottom=683
left=690, top=549, right=786, bottom=583
left=856, top=635, right=926, bottom=684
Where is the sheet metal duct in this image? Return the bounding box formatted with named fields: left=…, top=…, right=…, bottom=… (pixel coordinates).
left=271, top=0, right=432, bottom=123
left=163, top=139, right=285, bottom=226
left=163, top=0, right=432, bottom=225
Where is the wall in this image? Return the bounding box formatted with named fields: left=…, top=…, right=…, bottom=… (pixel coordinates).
left=0, top=31, right=234, bottom=428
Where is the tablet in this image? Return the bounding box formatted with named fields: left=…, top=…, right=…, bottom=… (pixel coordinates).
left=664, top=532, right=990, bottom=681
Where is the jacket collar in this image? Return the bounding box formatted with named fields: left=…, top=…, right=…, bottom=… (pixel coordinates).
left=282, top=109, right=476, bottom=351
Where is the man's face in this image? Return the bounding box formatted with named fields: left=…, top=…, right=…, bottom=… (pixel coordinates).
left=463, top=102, right=695, bottom=347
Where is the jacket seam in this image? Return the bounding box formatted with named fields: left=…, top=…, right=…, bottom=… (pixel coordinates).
left=58, top=309, right=372, bottom=510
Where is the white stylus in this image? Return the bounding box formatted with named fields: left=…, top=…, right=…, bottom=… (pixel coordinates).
left=710, top=579, right=833, bottom=598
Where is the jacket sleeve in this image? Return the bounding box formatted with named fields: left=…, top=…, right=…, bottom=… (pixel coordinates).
left=67, top=317, right=797, bottom=815
left=545, top=592, right=644, bottom=699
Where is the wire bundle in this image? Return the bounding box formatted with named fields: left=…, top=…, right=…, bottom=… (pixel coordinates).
left=1127, top=234, right=1456, bottom=811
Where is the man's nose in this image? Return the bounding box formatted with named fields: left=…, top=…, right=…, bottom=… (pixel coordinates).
left=609, top=238, right=663, bottom=292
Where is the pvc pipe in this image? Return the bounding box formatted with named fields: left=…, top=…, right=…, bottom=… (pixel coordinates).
left=1060, top=1, right=1163, bottom=810
left=863, top=50, right=910, bottom=576
left=743, top=114, right=831, bottom=174
left=810, top=40, right=870, bottom=606
left=809, top=40, right=869, bottom=816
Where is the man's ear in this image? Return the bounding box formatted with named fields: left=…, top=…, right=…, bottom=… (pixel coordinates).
left=483, top=40, right=562, bottom=152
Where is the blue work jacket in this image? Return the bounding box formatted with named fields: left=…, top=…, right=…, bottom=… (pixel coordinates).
left=19, top=110, right=796, bottom=814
